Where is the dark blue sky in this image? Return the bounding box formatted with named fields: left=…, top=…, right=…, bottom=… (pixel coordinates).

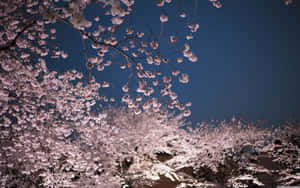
left=51, top=0, right=300, bottom=125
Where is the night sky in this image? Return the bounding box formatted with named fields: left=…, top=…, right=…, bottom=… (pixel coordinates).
left=49, top=0, right=300, bottom=125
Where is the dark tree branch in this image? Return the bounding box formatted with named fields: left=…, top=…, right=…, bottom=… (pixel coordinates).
left=0, top=20, right=36, bottom=51
left=116, top=35, right=138, bottom=47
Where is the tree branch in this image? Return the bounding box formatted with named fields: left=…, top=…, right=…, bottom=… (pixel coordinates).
left=0, top=20, right=36, bottom=51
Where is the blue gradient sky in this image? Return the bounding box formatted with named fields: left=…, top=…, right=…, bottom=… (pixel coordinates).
left=50, top=0, right=300, bottom=125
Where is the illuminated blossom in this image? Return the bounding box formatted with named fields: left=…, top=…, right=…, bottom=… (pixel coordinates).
left=160, top=14, right=168, bottom=22
left=163, top=76, right=172, bottom=83
left=177, top=57, right=183, bottom=63
left=188, top=24, right=199, bottom=33
left=179, top=12, right=186, bottom=18
left=183, top=109, right=191, bottom=117
left=150, top=41, right=159, bottom=50
left=156, top=0, right=164, bottom=7
left=170, top=35, right=177, bottom=43
left=179, top=73, right=189, bottom=83
left=122, top=85, right=129, bottom=92
left=97, top=64, right=105, bottom=71
left=102, top=81, right=110, bottom=88
left=111, top=17, right=123, bottom=25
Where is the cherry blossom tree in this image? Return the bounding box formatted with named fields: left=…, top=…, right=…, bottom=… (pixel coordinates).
left=0, top=0, right=202, bottom=117
left=0, top=0, right=201, bottom=186
left=0, top=0, right=297, bottom=187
